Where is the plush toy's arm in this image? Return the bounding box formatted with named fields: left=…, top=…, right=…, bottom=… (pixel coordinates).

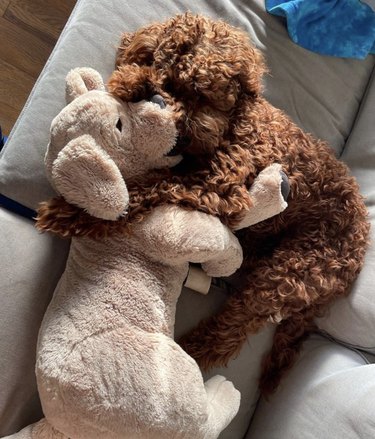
left=138, top=205, right=243, bottom=278
left=233, top=163, right=289, bottom=231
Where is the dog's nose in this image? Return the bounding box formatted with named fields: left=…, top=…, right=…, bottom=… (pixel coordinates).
left=280, top=171, right=290, bottom=201
left=150, top=94, right=166, bottom=109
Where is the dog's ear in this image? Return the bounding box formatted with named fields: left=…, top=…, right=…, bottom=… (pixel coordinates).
left=116, top=31, right=136, bottom=66
left=108, top=64, right=155, bottom=102
left=238, top=44, right=267, bottom=96
left=48, top=134, right=129, bottom=221
left=65, top=67, right=105, bottom=103
left=112, top=24, right=165, bottom=101
left=116, top=20, right=164, bottom=67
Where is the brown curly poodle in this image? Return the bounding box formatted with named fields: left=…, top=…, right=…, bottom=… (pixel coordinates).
left=37, top=13, right=370, bottom=394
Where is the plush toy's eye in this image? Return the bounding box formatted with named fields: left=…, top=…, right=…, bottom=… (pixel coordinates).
left=116, top=118, right=123, bottom=132
left=150, top=94, right=166, bottom=109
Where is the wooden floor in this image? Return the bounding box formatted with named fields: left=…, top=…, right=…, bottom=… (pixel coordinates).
left=0, top=0, right=76, bottom=135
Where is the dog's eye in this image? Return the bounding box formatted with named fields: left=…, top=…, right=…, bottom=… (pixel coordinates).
left=150, top=94, right=166, bottom=109
left=116, top=118, right=123, bottom=132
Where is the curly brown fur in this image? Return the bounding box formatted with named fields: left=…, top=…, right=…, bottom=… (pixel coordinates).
left=40, top=13, right=370, bottom=393
left=36, top=165, right=253, bottom=237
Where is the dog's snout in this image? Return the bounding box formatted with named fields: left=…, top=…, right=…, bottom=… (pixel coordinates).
left=151, top=94, right=166, bottom=109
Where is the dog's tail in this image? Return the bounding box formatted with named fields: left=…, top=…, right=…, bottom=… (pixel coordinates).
left=259, top=313, right=315, bottom=396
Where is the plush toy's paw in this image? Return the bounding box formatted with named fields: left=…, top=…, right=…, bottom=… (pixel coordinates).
left=198, top=224, right=243, bottom=278
left=201, top=256, right=242, bottom=278
left=201, top=245, right=243, bottom=278
left=204, top=375, right=241, bottom=437
left=205, top=375, right=240, bottom=409
left=234, top=163, right=289, bottom=231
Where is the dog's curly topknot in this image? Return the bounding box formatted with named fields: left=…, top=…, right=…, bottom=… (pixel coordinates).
left=38, top=13, right=370, bottom=394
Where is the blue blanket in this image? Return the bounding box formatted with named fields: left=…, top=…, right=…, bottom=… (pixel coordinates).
left=266, top=0, right=375, bottom=59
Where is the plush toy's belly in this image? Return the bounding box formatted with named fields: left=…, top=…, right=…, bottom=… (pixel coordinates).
left=35, top=235, right=205, bottom=437
left=54, top=237, right=189, bottom=337
left=37, top=321, right=208, bottom=439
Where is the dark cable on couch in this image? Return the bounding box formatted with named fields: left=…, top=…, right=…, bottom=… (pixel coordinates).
left=0, top=125, right=37, bottom=220
left=0, top=193, right=37, bottom=221
left=0, top=125, right=7, bottom=151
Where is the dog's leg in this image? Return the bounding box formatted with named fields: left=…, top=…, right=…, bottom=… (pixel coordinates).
left=258, top=312, right=315, bottom=395
left=179, top=206, right=369, bottom=388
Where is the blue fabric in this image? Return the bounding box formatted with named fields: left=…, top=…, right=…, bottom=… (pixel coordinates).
left=266, top=0, right=375, bottom=59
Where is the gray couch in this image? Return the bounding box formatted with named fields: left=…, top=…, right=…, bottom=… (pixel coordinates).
left=0, top=1, right=374, bottom=437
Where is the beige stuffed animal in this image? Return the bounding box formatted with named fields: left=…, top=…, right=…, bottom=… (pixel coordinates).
left=5, top=68, right=288, bottom=439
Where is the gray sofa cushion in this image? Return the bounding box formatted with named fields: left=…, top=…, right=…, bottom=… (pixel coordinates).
left=0, top=0, right=373, bottom=210
left=247, top=334, right=375, bottom=439
left=0, top=208, right=69, bottom=436
left=316, top=69, right=375, bottom=354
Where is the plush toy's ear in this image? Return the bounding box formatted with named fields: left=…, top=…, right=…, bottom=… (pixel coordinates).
left=65, top=67, right=105, bottom=103
left=50, top=134, right=129, bottom=221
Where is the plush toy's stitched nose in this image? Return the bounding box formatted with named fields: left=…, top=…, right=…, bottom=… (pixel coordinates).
left=280, top=171, right=290, bottom=201
left=151, top=94, right=166, bottom=109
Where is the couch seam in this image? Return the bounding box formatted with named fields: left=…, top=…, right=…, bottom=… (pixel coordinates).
left=339, top=62, right=375, bottom=158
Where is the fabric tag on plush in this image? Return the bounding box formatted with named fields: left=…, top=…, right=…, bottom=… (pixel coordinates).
left=266, top=0, right=375, bottom=59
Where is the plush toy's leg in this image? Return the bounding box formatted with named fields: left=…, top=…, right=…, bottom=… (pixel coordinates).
left=3, top=419, right=67, bottom=439
left=202, top=375, right=240, bottom=439
left=140, top=205, right=244, bottom=278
